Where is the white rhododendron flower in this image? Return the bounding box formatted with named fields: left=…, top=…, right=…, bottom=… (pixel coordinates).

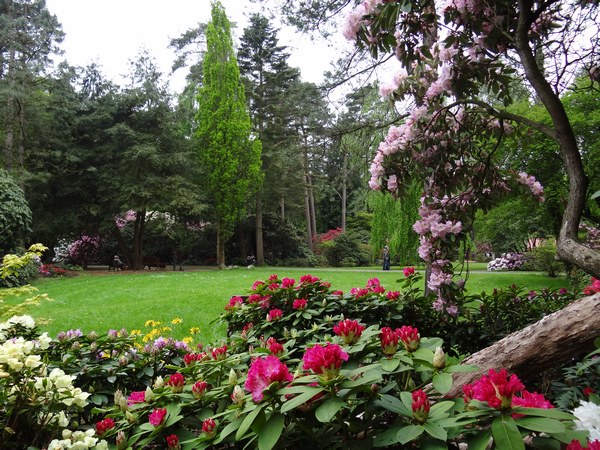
left=573, top=400, right=600, bottom=440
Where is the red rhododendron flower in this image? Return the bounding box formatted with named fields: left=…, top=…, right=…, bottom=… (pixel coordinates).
left=583, top=387, right=595, bottom=397
left=333, top=319, right=365, bottom=345
left=251, top=280, right=265, bottom=290
left=127, top=390, right=146, bottom=406
left=266, top=337, right=284, bottom=356
left=166, top=372, right=185, bottom=393
left=567, top=440, right=600, bottom=450
left=244, top=355, right=293, bottom=402
left=202, top=417, right=217, bottom=436
left=293, top=298, right=307, bottom=310
left=211, top=345, right=227, bottom=360
left=247, top=293, right=262, bottom=304
left=267, top=308, right=283, bottom=322
left=583, top=277, right=600, bottom=295
left=386, top=291, right=400, bottom=300
left=166, top=434, right=181, bottom=450
left=302, top=343, right=349, bottom=380
left=412, top=389, right=430, bottom=423
left=183, top=352, right=207, bottom=366
left=380, top=327, right=401, bottom=356
left=367, top=278, right=381, bottom=288
left=192, top=380, right=208, bottom=399
left=300, top=274, right=320, bottom=284
left=332, top=290, right=344, bottom=296
left=225, top=296, right=244, bottom=311
left=403, top=267, right=415, bottom=277
left=471, top=368, right=525, bottom=409
left=398, top=325, right=420, bottom=352
left=511, top=390, right=554, bottom=418
left=149, top=408, right=167, bottom=427
left=281, top=277, right=295, bottom=288
left=96, top=417, right=115, bottom=435
left=350, top=287, right=370, bottom=299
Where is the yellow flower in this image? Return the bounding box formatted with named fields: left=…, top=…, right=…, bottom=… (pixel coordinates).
left=130, top=329, right=142, bottom=336
left=161, top=326, right=172, bottom=333
left=189, top=327, right=200, bottom=334
left=145, top=320, right=161, bottom=328
left=172, top=318, right=183, bottom=325
left=183, top=337, right=193, bottom=344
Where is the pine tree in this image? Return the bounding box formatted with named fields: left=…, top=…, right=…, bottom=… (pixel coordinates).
left=195, top=1, right=262, bottom=268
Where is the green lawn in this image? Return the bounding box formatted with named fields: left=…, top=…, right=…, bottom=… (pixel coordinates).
left=10, top=266, right=569, bottom=345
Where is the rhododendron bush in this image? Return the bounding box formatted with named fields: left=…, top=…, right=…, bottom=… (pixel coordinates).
left=1, top=273, right=597, bottom=449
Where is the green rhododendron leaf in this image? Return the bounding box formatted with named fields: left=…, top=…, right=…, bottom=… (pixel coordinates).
left=412, top=347, right=434, bottom=363
left=514, top=417, right=565, bottom=434
left=315, top=397, right=344, bottom=423
left=432, top=372, right=453, bottom=394
left=423, top=422, right=447, bottom=441
left=236, top=404, right=265, bottom=441
left=467, top=429, right=492, bottom=450
left=381, top=358, right=400, bottom=372
left=280, top=387, right=323, bottom=413
left=491, top=416, right=525, bottom=450
left=512, top=407, right=574, bottom=420
left=373, top=426, right=405, bottom=447
left=374, top=394, right=412, bottom=416
left=258, top=413, right=284, bottom=450
left=398, top=425, right=425, bottom=445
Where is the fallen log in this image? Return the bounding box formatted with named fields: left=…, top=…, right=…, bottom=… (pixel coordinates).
left=446, top=291, right=600, bottom=397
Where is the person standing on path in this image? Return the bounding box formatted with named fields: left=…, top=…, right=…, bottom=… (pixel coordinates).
left=382, top=245, right=391, bottom=271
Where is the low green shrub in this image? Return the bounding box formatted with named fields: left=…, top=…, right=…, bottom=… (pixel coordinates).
left=524, top=243, right=565, bottom=277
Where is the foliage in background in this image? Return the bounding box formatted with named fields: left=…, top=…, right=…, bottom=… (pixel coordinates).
left=0, top=169, right=32, bottom=255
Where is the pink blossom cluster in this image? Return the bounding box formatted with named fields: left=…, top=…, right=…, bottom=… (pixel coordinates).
left=244, top=355, right=293, bottom=402
left=516, top=172, right=544, bottom=201
left=302, top=343, right=349, bottom=380
left=333, top=319, right=365, bottom=345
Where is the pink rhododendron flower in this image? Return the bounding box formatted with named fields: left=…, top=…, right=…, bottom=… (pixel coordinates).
left=166, top=372, right=185, bottom=393
left=398, top=325, right=420, bottom=352
left=467, top=368, right=525, bottom=409
left=511, top=390, right=554, bottom=418
left=127, top=390, right=146, bottom=406
left=267, top=308, right=283, bottom=322
left=192, top=380, right=208, bottom=399
left=403, top=267, right=415, bottom=277
left=183, top=352, right=207, bottom=366
left=583, top=277, right=600, bottom=295
left=302, top=343, right=349, bottom=380
left=333, top=319, right=365, bottom=345
left=299, top=274, right=320, bottom=284
left=268, top=274, right=279, bottom=282
left=149, top=408, right=167, bottom=427
left=293, top=298, right=307, bottom=310
left=247, top=293, right=262, bottom=304
left=96, top=417, right=115, bottom=435
left=380, top=327, right=401, bottom=356
left=332, top=290, right=344, bottom=296
left=251, top=280, right=264, bottom=290
left=225, top=295, right=244, bottom=311
left=244, top=355, right=293, bottom=402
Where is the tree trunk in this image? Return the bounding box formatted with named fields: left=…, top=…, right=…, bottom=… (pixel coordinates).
left=255, top=195, right=264, bottom=265
left=131, top=210, right=145, bottom=270
left=304, top=173, right=313, bottom=250
left=280, top=194, right=285, bottom=220
left=446, top=292, right=600, bottom=397
left=216, top=222, right=226, bottom=269
left=309, top=175, right=317, bottom=240
left=515, top=6, right=600, bottom=278
left=341, top=150, right=348, bottom=232
left=112, top=224, right=131, bottom=267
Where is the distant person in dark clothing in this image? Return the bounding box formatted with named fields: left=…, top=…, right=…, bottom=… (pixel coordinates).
left=382, top=246, right=391, bottom=271
left=113, top=255, right=126, bottom=270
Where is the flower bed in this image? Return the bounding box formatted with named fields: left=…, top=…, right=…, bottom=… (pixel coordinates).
left=1, top=271, right=599, bottom=449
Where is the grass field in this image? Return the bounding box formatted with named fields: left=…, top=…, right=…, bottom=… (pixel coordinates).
left=9, top=266, right=570, bottom=345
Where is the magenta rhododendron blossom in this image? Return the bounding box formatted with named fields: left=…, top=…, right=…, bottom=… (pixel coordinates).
left=380, top=327, right=401, bottom=356
left=333, top=319, right=365, bottom=345
left=398, top=325, right=420, bottom=352
left=166, top=372, right=185, bottom=393
left=244, top=355, right=293, bottom=402
left=96, top=417, right=115, bottom=435
left=225, top=296, right=244, bottom=311
left=267, top=308, right=283, bottom=322
left=412, top=389, right=430, bottom=423
left=293, top=298, right=307, bottom=310
left=403, top=267, right=415, bottom=277
left=266, top=337, right=284, bottom=356
left=299, top=274, right=320, bottom=284
left=202, top=418, right=217, bottom=436
left=192, top=380, right=208, bottom=399
left=302, top=343, right=349, bottom=380
left=166, top=434, right=181, bottom=450
left=127, top=390, right=146, bottom=406
left=466, top=368, right=525, bottom=409
left=511, top=390, right=554, bottom=418
left=386, top=291, right=400, bottom=301
left=566, top=440, right=600, bottom=450
left=149, top=407, right=167, bottom=427
left=211, top=345, right=227, bottom=360
left=281, top=277, right=295, bottom=288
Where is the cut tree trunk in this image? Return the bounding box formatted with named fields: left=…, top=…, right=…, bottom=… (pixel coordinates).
left=446, top=292, right=600, bottom=397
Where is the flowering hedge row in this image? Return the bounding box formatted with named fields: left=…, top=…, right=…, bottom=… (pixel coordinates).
left=1, top=271, right=599, bottom=449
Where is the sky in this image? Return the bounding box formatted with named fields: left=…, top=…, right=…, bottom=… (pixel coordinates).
left=45, top=0, right=344, bottom=94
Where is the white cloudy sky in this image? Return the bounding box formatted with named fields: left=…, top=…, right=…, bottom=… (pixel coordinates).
left=45, top=0, right=344, bottom=93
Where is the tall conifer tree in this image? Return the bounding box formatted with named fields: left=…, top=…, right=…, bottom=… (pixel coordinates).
left=195, top=1, right=262, bottom=268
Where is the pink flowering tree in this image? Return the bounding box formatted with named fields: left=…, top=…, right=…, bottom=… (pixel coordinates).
left=340, top=0, right=600, bottom=295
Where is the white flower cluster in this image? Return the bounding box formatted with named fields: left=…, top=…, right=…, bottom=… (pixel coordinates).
left=487, top=253, right=525, bottom=271
left=34, top=367, right=90, bottom=408
left=47, top=429, right=108, bottom=450
left=0, top=316, right=51, bottom=373
left=573, top=400, right=600, bottom=440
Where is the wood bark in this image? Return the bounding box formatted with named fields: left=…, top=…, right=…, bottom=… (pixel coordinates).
left=446, top=292, right=600, bottom=397
left=255, top=195, right=264, bottom=265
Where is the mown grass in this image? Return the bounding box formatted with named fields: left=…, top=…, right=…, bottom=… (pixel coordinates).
left=9, top=266, right=569, bottom=345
